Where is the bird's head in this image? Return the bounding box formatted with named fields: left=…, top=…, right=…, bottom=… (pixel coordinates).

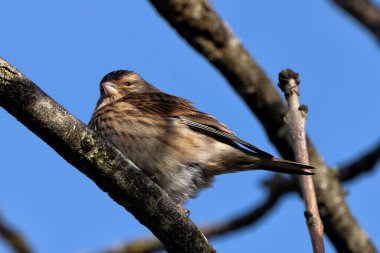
left=95, top=70, right=160, bottom=109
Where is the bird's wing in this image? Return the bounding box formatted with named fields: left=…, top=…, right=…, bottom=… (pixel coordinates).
left=177, top=116, right=273, bottom=158
left=118, top=93, right=273, bottom=158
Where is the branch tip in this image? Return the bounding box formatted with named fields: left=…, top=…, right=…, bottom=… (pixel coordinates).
left=278, top=69, right=300, bottom=97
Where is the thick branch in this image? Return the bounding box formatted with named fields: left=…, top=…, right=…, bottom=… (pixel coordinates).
left=332, top=0, right=380, bottom=43
left=278, top=69, right=324, bottom=253
left=148, top=1, right=377, bottom=252
left=99, top=175, right=296, bottom=253
left=0, top=57, right=215, bottom=253
left=0, top=212, right=32, bottom=253
left=339, top=142, right=380, bottom=182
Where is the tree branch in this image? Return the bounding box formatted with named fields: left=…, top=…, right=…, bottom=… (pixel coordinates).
left=98, top=175, right=296, bottom=253
left=278, top=69, right=324, bottom=253
left=338, top=141, right=380, bottom=182
left=332, top=0, right=380, bottom=43
left=148, top=1, right=377, bottom=252
left=104, top=140, right=380, bottom=253
left=0, top=212, right=32, bottom=253
left=0, top=57, right=216, bottom=253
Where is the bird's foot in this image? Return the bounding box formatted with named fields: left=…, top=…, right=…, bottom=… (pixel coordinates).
left=177, top=201, right=190, bottom=217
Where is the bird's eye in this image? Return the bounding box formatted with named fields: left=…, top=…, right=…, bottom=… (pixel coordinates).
left=125, top=81, right=132, bottom=86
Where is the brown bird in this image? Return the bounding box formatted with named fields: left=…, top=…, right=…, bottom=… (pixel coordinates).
left=89, top=70, right=314, bottom=214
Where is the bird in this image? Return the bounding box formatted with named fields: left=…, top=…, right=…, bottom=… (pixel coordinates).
left=89, top=70, right=314, bottom=214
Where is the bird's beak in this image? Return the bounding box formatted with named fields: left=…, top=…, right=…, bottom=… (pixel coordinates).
left=101, top=82, right=119, bottom=97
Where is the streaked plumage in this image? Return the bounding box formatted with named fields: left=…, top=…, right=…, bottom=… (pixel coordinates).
left=89, top=70, right=314, bottom=211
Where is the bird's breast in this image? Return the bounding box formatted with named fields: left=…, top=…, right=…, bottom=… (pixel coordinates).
left=90, top=109, right=217, bottom=201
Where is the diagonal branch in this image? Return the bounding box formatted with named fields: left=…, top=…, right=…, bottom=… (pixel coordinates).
left=148, top=1, right=377, bottom=252
left=98, top=175, right=296, bottom=253
left=198, top=175, right=295, bottom=237
left=332, top=0, right=380, bottom=43
left=0, top=212, right=32, bottom=253
left=338, top=141, right=380, bottom=182
left=0, top=57, right=215, bottom=253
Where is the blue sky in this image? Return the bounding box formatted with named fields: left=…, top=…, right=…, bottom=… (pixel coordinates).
left=1, top=1, right=379, bottom=252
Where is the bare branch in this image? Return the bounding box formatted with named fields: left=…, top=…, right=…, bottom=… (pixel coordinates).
left=278, top=69, right=324, bottom=253
left=0, top=57, right=216, bottom=253
left=0, top=212, right=32, bottom=253
left=148, top=1, right=377, bottom=252
left=199, top=175, right=295, bottom=237
left=338, top=141, right=380, bottom=182
left=103, top=239, right=162, bottom=253
left=105, top=147, right=380, bottom=253
left=332, top=0, right=380, bottom=43
left=98, top=175, right=296, bottom=253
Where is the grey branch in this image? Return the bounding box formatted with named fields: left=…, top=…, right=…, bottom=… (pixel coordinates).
left=148, top=0, right=377, bottom=252
left=332, top=0, right=380, bottom=43
left=278, top=69, right=324, bottom=253
left=0, top=57, right=216, bottom=253
left=99, top=175, right=296, bottom=253
left=339, top=141, right=380, bottom=182
left=0, top=211, right=32, bottom=253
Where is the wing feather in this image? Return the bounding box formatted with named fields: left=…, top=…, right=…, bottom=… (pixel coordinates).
left=113, top=93, right=273, bottom=157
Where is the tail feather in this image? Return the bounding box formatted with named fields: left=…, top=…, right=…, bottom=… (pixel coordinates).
left=257, top=158, right=315, bottom=175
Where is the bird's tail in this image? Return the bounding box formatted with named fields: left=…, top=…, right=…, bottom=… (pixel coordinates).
left=256, top=158, right=315, bottom=175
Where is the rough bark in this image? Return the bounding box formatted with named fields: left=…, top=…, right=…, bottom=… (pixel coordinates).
left=99, top=175, right=294, bottom=253
left=0, top=57, right=216, bottom=253
left=148, top=1, right=377, bottom=252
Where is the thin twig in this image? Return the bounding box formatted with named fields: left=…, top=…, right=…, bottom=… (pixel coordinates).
left=278, top=69, right=324, bottom=253
left=338, top=141, right=380, bottom=182
left=0, top=212, right=32, bottom=253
